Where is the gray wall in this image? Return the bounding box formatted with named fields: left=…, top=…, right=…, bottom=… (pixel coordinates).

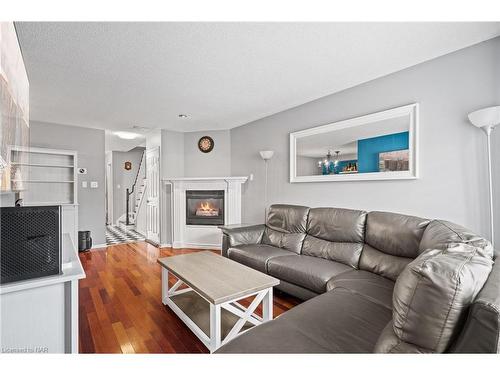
left=160, top=129, right=184, bottom=245
left=157, top=129, right=231, bottom=244
left=231, top=37, right=500, bottom=242
left=30, top=121, right=106, bottom=245
left=112, top=147, right=145, bottom=222
left=183, top=130, right=231, bottom=177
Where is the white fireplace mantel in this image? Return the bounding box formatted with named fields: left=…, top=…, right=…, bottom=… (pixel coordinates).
left=163, top=176, right=248, bottom=249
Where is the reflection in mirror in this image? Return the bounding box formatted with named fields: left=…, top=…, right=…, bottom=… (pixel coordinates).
left=290, top=104, right=418, bottom=182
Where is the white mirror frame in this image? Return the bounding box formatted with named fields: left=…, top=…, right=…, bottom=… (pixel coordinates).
left=290, top=103, right=419, bottom=183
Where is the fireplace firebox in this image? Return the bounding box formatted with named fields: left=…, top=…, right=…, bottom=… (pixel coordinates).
left=186, top=190, right=224, bottom=226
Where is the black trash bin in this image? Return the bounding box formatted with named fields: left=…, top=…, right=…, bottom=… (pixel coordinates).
left=78, top=230, right=92, bottom=252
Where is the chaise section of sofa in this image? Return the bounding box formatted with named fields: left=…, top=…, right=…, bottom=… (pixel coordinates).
left=218, top=204, right=499, bottom=353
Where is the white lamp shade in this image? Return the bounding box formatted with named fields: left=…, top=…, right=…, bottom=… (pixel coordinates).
left=468, top=106, right=500, bottom=129
left=259, top=150, right=274, bottom=160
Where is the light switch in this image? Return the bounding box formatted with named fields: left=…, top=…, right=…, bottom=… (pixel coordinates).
left=90, top=181, right=98, bottom=188
left=81, top=181, right=88, bottom=188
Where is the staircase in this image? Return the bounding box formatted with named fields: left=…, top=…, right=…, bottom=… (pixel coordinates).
left=117, top=150, right=147, bottom=230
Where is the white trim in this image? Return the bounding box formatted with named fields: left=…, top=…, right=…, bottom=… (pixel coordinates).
left=91, top=243, right=107, bottom=249
left=290, top=103, right=419, bottom=183
left=159, top=243, right=172, bottom=248
left=162, top=176, right=248, bottom=182
left=179, top=243, right=222, bottom=250
left=165, top=177, right=246, bottom=249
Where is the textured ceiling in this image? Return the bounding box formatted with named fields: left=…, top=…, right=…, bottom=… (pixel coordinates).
left=15, top=22, right=500, bottom=132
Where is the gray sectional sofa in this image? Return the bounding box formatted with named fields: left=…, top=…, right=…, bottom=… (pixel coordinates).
left=217, top=204, right=499, bottom=353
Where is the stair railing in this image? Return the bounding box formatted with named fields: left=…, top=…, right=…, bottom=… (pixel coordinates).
left=126, top=150, right=146, bottom=225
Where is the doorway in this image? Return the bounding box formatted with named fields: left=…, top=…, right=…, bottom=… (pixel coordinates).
left=146, top=147, right=160, bottom=245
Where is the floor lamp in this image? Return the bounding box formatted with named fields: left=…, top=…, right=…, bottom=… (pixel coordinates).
left=260, top=150, right=274, bottom=221
left=468, top=106, right=500, bottom=248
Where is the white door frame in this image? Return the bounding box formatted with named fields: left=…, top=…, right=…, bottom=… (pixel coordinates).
left=105, top=151, right=113, bottom=225
left=146, top=147, right=160, bottom=245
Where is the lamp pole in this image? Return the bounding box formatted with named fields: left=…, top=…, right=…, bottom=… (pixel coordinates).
left=468, top=106, right=499, bottom=249
left=264, top=158, right=269, bottom=220
left=259, top=150, right=274, bottom=222
left=484, top=126, right=495, bottom=248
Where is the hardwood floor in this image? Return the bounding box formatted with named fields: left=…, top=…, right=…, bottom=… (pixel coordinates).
left=78, top=242, right=300, bottom=353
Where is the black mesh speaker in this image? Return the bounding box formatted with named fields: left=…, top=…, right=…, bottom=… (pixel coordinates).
left=0, top=206, right=61, bottom=284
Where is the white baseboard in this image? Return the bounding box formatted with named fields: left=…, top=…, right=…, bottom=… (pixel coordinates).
left=160, top=243, right=172, bottom=248
left=91, top=243, right=107, bottom=249
left=172, top=242, right=222, bottom=250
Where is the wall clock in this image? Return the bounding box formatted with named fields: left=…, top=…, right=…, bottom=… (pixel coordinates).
left=198, top=136, right=214, bottom=153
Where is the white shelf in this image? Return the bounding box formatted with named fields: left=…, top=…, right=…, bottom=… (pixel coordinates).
left=14, top=180, right=75, bottom=183
left=11, top=162, right=74, bottom=168
left=23, top=202, right=77, bottom=206
left=9, top=146, right=78, bottom=205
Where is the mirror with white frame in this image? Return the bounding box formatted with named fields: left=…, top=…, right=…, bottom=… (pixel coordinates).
left=290, top=103, right=419, bottom=182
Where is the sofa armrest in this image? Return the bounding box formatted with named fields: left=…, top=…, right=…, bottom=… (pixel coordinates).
left=450, top=259, right=500, bottom=353
left=219, top=224, right=265, bottom=257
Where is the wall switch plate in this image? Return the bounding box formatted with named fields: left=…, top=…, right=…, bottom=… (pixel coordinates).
left=249, top=173, right=254, bottom=181
left=81, top=181, right=88, bottom=188
left=90, top=181, right=98, bottom=188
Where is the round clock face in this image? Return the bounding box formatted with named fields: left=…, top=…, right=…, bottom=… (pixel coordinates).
left=198, top=136, right=214, bottom=153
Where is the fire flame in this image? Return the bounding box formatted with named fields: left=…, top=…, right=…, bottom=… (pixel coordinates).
left=198, top=201, right=217, bottom=212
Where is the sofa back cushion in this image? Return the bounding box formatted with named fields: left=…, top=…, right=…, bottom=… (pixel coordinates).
left=359, top=211, right=430, bottom=280
left=420, top=219, right=494, bottom=258
left=392, top=244, right=493, bottom=352
left=302, top=207, right=367, bottom=268
left=262, top=204, right=310, bottom=254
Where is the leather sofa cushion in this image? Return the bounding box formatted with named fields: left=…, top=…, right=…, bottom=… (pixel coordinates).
left=374, top=321, right=433, bottom=353
left=216, top=288, right=392, bottom=353
left=326, top=269, right=394, bottom=310
left=227, top=244, right=296, bottom=273
left=262, top=205, right=310, bottom=253
left=262, top=228, right=305, bottom=254
left=266, top=204, right=310, bottom=233
left=420, top=220, right=494, bottom=258
left=275, top=279, right=318, bottom=301
left=306, top=207, right=366, bottom=243
left=223, top=224, right=265, bottom=247
left=359, top=244, right=413, bottom=281
left=365, top=211, right=430, bottom=258
left=267, top=255, right=351, bottom=293
left=393, top=244, right=493, bottom=352
left=302, top=207, right=366, bottom=268
left=451, top=259, right=500, bottom=353
left=302, top=235, right=362, bottom=268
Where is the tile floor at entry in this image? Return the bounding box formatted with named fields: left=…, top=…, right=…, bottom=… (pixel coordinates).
left=105, top=225, right=145, bottom=245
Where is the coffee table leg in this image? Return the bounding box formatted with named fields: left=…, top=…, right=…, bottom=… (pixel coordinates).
left=209, top=304, right=221, bottom=353
left=262, top=287, right=273, bottom=322
left=162, top=268, right=169, bottom=305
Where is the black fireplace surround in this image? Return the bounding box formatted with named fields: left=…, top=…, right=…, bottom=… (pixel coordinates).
left=186, top=190, right=224, bottom=226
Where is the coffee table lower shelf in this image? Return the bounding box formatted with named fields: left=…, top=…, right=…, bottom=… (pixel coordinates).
left=161, top=268, right=274, bottom=353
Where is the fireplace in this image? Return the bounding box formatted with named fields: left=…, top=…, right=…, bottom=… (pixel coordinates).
left=186, top=190, right=224, bottom=226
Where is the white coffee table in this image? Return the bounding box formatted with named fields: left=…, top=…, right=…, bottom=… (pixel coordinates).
left=158, top=251, right=279, bottom=353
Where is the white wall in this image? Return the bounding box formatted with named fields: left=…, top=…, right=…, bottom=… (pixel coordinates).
left=231, top=37, right=500, bottom=242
